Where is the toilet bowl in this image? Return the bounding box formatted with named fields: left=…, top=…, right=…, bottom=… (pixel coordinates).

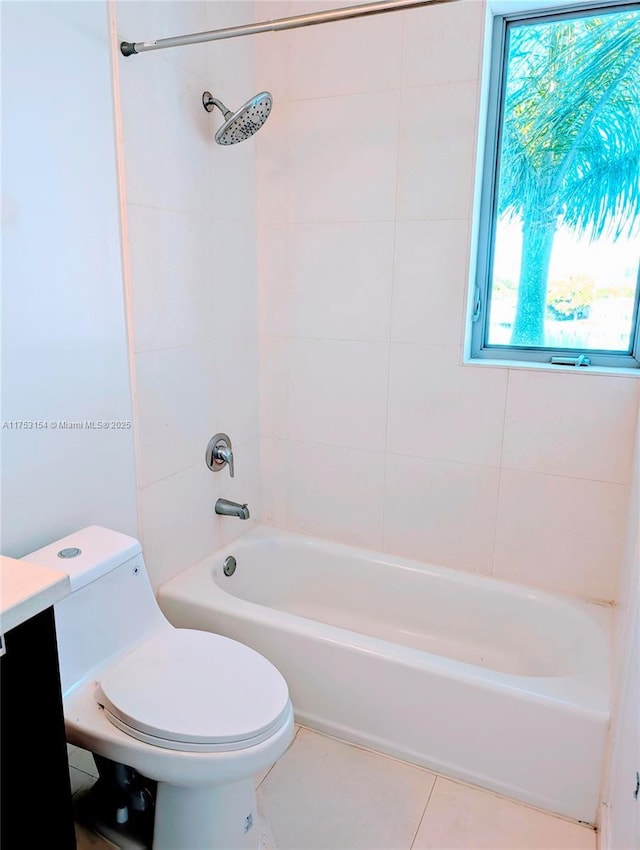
left=24, top=526, right=294, bottom=850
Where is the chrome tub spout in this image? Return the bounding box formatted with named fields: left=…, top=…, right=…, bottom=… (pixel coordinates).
left=215, top=498, right=250, bottom=520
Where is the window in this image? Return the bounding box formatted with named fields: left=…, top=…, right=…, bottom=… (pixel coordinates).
left=471, top=2, right=640, bottom=368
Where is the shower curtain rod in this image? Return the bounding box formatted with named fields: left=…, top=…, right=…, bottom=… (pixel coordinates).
left=120, top=0, right=458, bottom=56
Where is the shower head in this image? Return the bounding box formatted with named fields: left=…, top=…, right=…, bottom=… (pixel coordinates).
left=202, top=91, right=272, bottom=145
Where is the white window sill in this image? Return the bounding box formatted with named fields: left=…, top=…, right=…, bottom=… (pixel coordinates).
left=462, top=355, right=640, bottom=378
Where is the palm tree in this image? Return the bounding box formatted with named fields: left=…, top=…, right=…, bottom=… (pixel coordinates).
left=496, top=8, right=640, bottom=347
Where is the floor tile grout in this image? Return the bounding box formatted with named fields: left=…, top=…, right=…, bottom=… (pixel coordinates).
left=257, top=725, right=303, bottom=790
left=72, top=725, right=597, bottom=848
left=293, top=724, right=596, bottom=833
left=408, top=774, right=438, bottom=850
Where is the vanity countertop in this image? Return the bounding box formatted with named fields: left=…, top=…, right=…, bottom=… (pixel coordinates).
left=1, top=556, right=70, bottom=634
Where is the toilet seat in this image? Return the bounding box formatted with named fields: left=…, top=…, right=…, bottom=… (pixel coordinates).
left=95, top=629, right=290, bottom=753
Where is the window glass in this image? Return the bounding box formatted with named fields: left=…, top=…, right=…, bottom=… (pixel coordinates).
left=480, top=5, right=640, bottom=363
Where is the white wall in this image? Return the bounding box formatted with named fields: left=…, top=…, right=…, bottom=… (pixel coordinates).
left=113, top=1, right=261, bottom=590
left=1, top=1, right=137, bottom=556
left=602, top=409, right=640, bottom=848
left=256, top=0, right=640, bottom=603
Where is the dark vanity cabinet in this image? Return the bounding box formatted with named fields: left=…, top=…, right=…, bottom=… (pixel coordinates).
left=1, top=606, right=77, bottom=849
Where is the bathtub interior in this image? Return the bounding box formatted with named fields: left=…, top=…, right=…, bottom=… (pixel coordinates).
left=205, top=529, right=609, bottom=680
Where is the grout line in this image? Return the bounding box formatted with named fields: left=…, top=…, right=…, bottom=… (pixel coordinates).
left=139, top=459, right=203, bottom=490
left=277, top=435, right=630, bottom=488
left=409, top=775, right=438, bottom=850
left=285, top=76, right=482, bottom=105
left=281, top=18, right=292, bottom=535
left=432, top=772, right=598, bottom=832
left=497, top=465, right=630, bottom=488
left=261, top=332, right=470, bottom=345
left=497, top=368, right=510, bottom=470
left=292, top=725, right=597, bottom=832
left=70, top=766, right=99, bottom=781
left=377, top=20, right=405, bottom=553
left=285, top=215, right=469, bottom=224
left=257, top=724, right=301, bottom=791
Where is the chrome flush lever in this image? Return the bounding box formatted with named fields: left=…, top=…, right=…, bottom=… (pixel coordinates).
left=205, top=433, right=234, bottom=477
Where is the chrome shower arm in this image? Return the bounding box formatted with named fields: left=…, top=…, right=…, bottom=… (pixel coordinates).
left=120, top=0, right=459, bottom=56
left=202, top=93, right=232, bottom=120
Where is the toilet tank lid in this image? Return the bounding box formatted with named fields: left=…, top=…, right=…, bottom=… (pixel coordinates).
left=22, top=526, right=142, bottom=592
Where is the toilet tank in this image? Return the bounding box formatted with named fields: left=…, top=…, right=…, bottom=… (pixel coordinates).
left=23, top=527, right=168, bottom=693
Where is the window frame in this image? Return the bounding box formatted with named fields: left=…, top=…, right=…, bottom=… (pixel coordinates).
left=470, top=0, right=640, bottom=370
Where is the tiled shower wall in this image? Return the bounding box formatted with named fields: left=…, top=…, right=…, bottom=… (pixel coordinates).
left=256, top=0, right=640, bottom=602
left=114, top=1, right=261, bottom=590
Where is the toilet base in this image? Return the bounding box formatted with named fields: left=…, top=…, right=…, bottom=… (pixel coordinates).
left=76, top=776, right=279, bottom=850
left=153, top=778, right=259, bottom=850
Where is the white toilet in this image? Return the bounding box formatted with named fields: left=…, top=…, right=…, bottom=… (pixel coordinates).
left=24, top=526, right=294, bottom=850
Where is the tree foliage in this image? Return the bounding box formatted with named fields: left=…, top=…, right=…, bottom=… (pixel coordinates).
left=496, top=9, right=640, bottom=345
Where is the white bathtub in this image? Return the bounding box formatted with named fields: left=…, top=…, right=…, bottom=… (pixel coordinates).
left=159, top=526, right=611, bottom=824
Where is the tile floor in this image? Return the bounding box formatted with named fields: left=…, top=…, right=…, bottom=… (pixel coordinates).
left=71, top=727, right=597, bottom=850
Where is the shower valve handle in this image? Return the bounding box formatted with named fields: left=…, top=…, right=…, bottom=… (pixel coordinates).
left=214, top=445, right=234, bottom=478
left=205, top=433, right=234, bottom=478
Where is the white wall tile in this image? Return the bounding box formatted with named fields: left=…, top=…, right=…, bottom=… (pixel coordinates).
left=493, top=469, right=627, bottom=601
left=288, top=10, right=403, bottom=100
left=613, top=413, right=640, bottom=668
left=210, top=220, right=260, bottom=447
left=141, top=463, right=224, bottom=591
left=387, top=345, right=507, bottom=467
left=116, top=1, right=213, bottom=84
left=127, top=205, right=214, bottom=353
left=289, top=222, right=394, bottom=341
left=216, top=437, right=262, bottom=546
left=135, top=345, right=217, bottom=487
left=257, top=98, right=289, bottom=224
left=202, top=1, right=257, bottom=103
left=261, top=437, right=288, bottom=526
left=119, top=1, right=260, bottom=589
left=383, top=454, right=499, bottom=573
left=402, top=0, right=485, bottom=88
left=255, top=2, right=289, bottom=103
left=119, top=57, right=213, bottom=214
left=289, top=91, right=400, bottom=223
left=287, top=440, right=385, bottom=549
left=391, top=220, right=470, bottom=346
left=258, top=224, right=289, bottom=336
left=209, top=130, right=257, bottom=224
left=211, top=345, right=260, bottom=449
left=209, top=220, right=258, bottom=338
left=288, top=338, right=389, bottom=451
left=254, top=0, right=637, bottom=609
left=397, top=80, right=479, bottom=221
left=260, top=335, right=289, bottom=438
left=502, top=371, right=640, bottom=484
